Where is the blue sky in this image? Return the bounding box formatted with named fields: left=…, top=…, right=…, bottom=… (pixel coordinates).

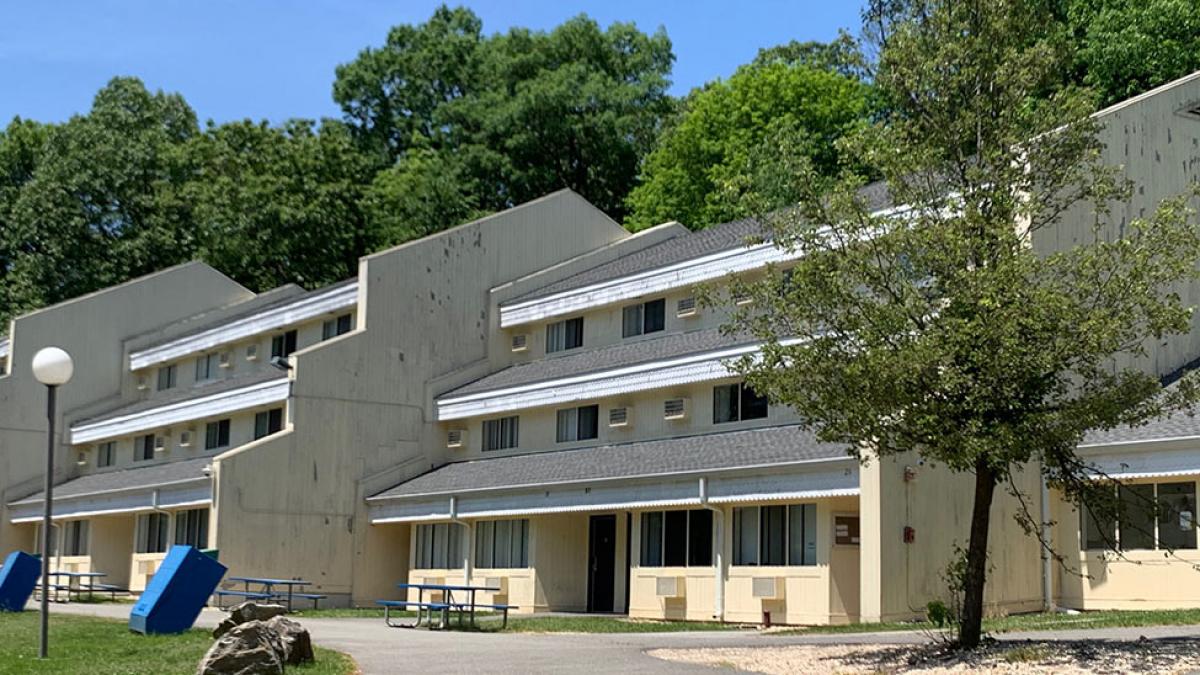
left=1, top=1, right=864, bottom=126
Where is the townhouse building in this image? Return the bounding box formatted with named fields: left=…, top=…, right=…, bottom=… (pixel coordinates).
left=4, top=73, right=1200, bottom=622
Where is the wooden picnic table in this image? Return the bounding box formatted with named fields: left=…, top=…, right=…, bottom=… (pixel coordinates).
left=227, top=576, right=313, bottom=612
left=395, top=582, right=504, bottom=629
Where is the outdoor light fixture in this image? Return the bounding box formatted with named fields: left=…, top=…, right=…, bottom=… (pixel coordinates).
left=269, top=356, right=292, bottom=372
left=31, top=346, right=73, bottom=660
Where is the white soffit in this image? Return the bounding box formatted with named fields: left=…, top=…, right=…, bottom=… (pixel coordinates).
left=498, top=243, right=801, bottom=328
left=436, top=342, right=772, bottom=421
left=129, top=282, right=358, bottom=370
left=1084, top=446, right=1200, bottom=480
left=70, top=378, right=289, bottom=444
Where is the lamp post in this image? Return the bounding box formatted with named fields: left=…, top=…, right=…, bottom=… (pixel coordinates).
left=31, top=347, right=73, bottom=660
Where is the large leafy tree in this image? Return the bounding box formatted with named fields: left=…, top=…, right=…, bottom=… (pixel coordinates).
left=334, top=6, right=674, bottom=221
left=724, top=0, right=1200, bottom=648
left=626, top=51, right=873, bottom=231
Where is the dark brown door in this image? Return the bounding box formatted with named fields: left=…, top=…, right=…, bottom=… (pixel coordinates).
left=587, top=515, right=617, bottom=612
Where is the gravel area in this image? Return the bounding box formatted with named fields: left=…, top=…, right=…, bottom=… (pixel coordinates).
left=650, top=638, right=1200, bottom=674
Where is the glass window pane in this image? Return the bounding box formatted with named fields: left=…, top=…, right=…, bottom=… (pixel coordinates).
left=788, top=504, right=818, bottom=565
left=1118, top=484, right=1155, bottom=550
left=546, top=321, right=564, bottom=353
left=713, top=384, right=739, bottom=424
left=622, top=305, right=642, bottom=338
left=556, top=409, right=574, bottom=442
left=643, top=299, right=665, bottom=333
left=517, top=520, right=529, bottom=567
left=577, top=405, right=598, bottom=440
left=494, top=520, right=512, bottom=568
left=741, top=384, right=769, bottom=420
left=733, top=507, right=758, bottom=565
left=664, top=510, right=688, bottom=566
left=688, top=510, right=713, bottom=566
left=640, top=512, right=663, bottom=566
left=761, top=506, right=786, bottom=565
left=565, top=317, right=583, bottom=349
left=1082, top=501, right=1116, bottom=550
left=1158, top=482, right=1197, bottom=550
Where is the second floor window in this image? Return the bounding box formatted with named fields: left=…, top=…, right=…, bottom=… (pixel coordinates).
left=135, top=513, right=170, bottom=554
left=546, top=317, right=583, bottom=353
left=556, top=405, right=598, bottom=442
left=97, top=441, right=115, bottom=468
left=195, top=354, right=219, bottom=382
left=205, top=419, right=231, bottom=450
left=622, top=299, right=666, bottom=338
left=271, top=330, right=298, bottom=360
left=135, top=434, right=155, bottom=461
left=323, top=313, right=353, bottom=340
left=254, top=408, right=283, bottom=440
left=713, top=383, right=769, bottom=424
left=483, top=416, right=519, bottom=451
left=156, top=365, right=177, bottom=391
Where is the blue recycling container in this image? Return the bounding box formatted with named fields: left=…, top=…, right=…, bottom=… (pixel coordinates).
left=0, top=551, right=40, bottom=611
left=129, top=545, right=227, bottom=634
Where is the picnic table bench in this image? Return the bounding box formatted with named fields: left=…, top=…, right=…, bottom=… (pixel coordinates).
left=376, top=599, right=450, bottom=628
left=382, top=583, right=517, bottom=629
left=221, top=576, right=326, bottom=612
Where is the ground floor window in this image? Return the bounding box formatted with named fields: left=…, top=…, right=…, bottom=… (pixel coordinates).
left=732, top=504, right=817, bottom=566
left=135, top=513, right=170, bottom=554
left=62, top=520, right=89, bottom=556
left=1082, top=480, right=1197, bottom=551
left=34, top=524, right=60, bottom=556
left=175, top=509, right=209, bottom=548
left=640, top=509, right=713, bottom=567
left=475, top=519, right=529, bottom=568
left=414, top=522, right=464, bottom=569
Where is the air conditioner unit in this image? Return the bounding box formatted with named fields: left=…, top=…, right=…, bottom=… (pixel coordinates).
left=663, top=398, right=690, bottom=421
left=218, top=351, right=232, bottom=369
left=76, top=452, right=88, bottom=467
left=179, top=429, right=193, bottom=448
left=136, top=375, right=150, bottom=391
left=446, top=429, right=466, bottom=449
left=484, top=577, right=508, bottom=594
left=752, top=577, right=784, bottom=599
left=608, top=406, right=632, bottom=428
left=153, top=435, right=167, bottom=453
left=510, top=334, right=528, bottom=352
left=676, top=297, right=698, bottom=318
left=655, top=577, right=685, bottom=598
left=246, top=344, right=259, bottom=361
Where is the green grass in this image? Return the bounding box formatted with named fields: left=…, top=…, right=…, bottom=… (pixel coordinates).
left=775, top=607, right=1200, bottom=636
left=498, top=616, right=750, bottom=633
left=0, top=611, right=356, bottom=675
left=294, top=607, right=392, bottom=619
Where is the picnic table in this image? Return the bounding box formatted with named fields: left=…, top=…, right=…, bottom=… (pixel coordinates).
left=221, top=576, right=325, bottom=612
left=43, top=571, right=108, bottom=602
left=380, top=582, right=514, bottom=629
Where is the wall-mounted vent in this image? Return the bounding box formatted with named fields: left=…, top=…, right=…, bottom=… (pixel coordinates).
left=179, top=430, right=193, bottom=448
left=663, top=398, right=690, bottom=420
left=676, top=297, right=698, bottom=318
left=76, top=452, right=88, bottom=467
left=608, top=406, right=631, bottom=428
left=510, top=334, right=528, bottom=352
left=136, top=375, right=150, bottom=391
left=655, top=577, right=685, bottom=598
left=246, top=344, right=259, bottom=361
left=219, top=351, right=233, bottom=369
left=752, top=576, right=783, bottom=599
left=153, top=435, right=168, bottom=453
left=446, top=429, right=466, bottom=448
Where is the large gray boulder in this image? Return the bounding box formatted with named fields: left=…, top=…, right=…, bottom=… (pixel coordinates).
left=266, top=615, right=314, bottom=665
left=213, top=602, right=288, bottom=639
left=197, top=620, right=285, bottom=675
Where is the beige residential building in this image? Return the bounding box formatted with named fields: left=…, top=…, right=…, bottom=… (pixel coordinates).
left=4, top=73, right=1200, bottom=622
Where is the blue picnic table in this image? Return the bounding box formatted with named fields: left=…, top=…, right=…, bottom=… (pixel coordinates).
left=379, top=582, right=514, bottom=629
left=221, top=576, right=324, bottom=612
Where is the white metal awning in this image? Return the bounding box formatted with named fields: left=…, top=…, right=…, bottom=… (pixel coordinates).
left=1083, top=445, right=1200, bottom=480
left=8, top=480, right=211, bottom=523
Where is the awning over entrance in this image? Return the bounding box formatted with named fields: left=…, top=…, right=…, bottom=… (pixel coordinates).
left=367, top=424, right=859, bottom=523
left=7, top=456, right=212, bottom=523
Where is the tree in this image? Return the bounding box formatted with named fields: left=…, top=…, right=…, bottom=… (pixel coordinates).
left=334, top=6, right=674, bottom=220
left=722, top=0, right=1200, bottom=648
left=625, top=53, right=872, bottom=231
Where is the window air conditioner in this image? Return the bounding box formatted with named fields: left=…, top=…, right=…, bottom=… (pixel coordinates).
left=663, top=398, right=690, bottom=421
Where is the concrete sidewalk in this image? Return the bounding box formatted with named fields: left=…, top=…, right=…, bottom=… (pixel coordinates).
left=34, top=601, right=1200, bottom=674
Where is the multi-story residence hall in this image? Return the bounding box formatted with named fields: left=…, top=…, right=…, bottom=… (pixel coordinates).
left=5, top=72, right=1200, bottom=623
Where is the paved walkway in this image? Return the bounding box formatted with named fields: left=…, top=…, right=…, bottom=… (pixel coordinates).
left=35, top=601, right=1200, bottom=674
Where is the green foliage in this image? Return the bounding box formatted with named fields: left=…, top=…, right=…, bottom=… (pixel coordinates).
left=925, top=599, right=953, bottom=629
left=724, top=0, right=1200, bottom=648
left=626, top=57, right=872, bottom=230
left=334, top=6, right=674, bottom=220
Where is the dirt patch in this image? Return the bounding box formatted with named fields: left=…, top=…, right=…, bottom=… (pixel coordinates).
left=649, top=638, right=1200, bottom=674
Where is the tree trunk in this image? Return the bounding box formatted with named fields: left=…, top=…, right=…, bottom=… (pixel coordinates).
left=958, top=457, right=998, bottom=648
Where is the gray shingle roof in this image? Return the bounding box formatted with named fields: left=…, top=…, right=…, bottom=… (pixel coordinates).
left=370, top=424, right=850, bottom=499
left=1082, top=408, right=1200, bottom=446
left=444, top=328, right=749, bottom=398
left=73, top=370, right=285, bottom=427
left=10, top=456, right=211, bottom=505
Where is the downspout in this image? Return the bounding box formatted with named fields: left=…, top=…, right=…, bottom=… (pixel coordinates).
left=449, top=496, right=473, bottom=585
left=1040, top=477, right=1054, bottom=612
left=699, top=478, right=725, bottom=622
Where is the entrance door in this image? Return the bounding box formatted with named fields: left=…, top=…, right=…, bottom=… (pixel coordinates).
left=587, top=515, right=617, bottom=612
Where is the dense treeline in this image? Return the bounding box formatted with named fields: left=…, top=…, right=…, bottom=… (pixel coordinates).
left=2, top=1, right=1198, bottom=327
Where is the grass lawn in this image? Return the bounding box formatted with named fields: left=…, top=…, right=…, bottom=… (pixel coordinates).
left=0, top=611, right=356, bottom=675
left=776, top=607, right=1200, bottom=636
left=295, top=607, right=749, bottom=633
